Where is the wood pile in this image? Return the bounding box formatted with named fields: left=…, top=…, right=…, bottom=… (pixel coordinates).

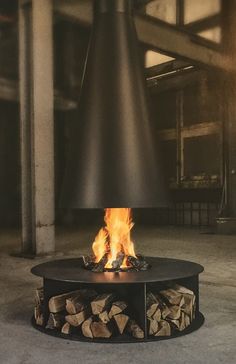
left=147, top=284, right=196, bottom=337
left=34, top=288, right=144, bottom=340
left=34, top=287, right=44, bottom=326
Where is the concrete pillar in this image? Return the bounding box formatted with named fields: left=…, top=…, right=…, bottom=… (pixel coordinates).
left=19, top=0, right=55, bottom=254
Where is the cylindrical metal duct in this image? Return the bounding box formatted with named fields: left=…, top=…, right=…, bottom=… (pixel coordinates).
left=60, top=0, right=169, bottom=208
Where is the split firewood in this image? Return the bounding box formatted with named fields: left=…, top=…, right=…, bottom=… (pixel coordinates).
left=148, top=319, right=159, bottom=335
left=49, top=289, right=96, bottom=313
left=61, top=322, right=72, bottom=335
left=147, top=303, right=159, bottom=318
left=127, top=320, right=144, bottom=339
left=91, top=293, right=114, bottom=315
left=113, top=314, right=129, bottom=334
left=35, top=287, right=44, bottom=305
left=181, top=294, right=195, bottom=319
left=168, top=318, right=180, bottom=330
left=153, top=307, right=162, bottom=322
left=155, top=295, right=171, bottom=319
left=90, top=321, right=112, bottom=338
left=83, top=255, right=95, bottom=270
left=91, top=254, right=108, bottom=272
left=82, top=317, right=93, bottom=338
left=155, top=320, right=171, bottom=336
left=99, top=311, right=110, bottom=324
left=65, top=309, right=89, bottom=327
left=160, top=288, right=184, bottom=306
left=179, top=312, right=187, bottom=331
left=108, top=301, right=127, bottom=319
left=46, top=313, right=64, bottom=330
left=166, top=305, right=181, bottom=320
left=173, top=284, right=194, bottom=296
left=112, top=252, right=125, bottom=270
left=66, top=297, right=86, bottom=315
left=34, top=305, right=44, bottom=326
left=48, top=290, right=83, bottom=313
left=185, top=313, right=191, bottom=327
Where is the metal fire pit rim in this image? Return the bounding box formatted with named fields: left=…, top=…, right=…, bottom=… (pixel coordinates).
left=31, top=256, right=204, bottom=284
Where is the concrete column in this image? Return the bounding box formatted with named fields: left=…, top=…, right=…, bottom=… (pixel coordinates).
left=19, top=0, right=55, bottom=254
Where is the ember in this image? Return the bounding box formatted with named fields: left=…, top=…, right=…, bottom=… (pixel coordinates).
left=83, top=208, right=150, bottom=272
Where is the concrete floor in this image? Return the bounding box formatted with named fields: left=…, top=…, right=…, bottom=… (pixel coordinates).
left=0, top=225, right=235, bottom=364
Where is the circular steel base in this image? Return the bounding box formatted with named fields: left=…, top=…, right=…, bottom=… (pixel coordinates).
left=31, top=256, right=204, bottom=343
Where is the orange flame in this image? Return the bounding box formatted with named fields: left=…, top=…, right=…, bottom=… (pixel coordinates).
left=92, top=208, right=136, bottom=269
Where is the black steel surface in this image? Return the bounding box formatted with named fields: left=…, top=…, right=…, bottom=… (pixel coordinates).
left=31, top=257, right=204, bottom=283
left=60, top=0, right=169, bottom=208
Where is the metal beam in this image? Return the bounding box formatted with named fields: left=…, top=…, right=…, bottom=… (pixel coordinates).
left=54, top=0, right=234, bottom=72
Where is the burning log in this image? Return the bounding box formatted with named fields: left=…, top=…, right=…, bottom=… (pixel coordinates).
left=82, top=255, right=95, bottom=270
left=91, top=254, right=108, bottom=273
left=113, top=314, right=129, bottom=334
left=91, top=293, right=114, bottom=315
left=61, top=322, right=72, bottom=335
left=127, top=320, right=144, bottom=339
left=108, top=301, right=127, bottom=319
left=46, top=313, right=64, bottom=330
left=81, top=317, right=93, bottom=338
left=111, top=252, right=125, bottom=270
left=127, top=256, right=149, bottom=271
left=90, top=321, right=113, bottom=338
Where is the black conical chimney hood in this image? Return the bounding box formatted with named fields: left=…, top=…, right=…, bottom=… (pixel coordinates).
left=60, top=0, right=169, bottom=208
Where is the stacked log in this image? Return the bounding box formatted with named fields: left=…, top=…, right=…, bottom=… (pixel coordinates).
left=40, top=289, right=144, bottom=340
left=34, top=287, right=44, bottom=326
left=147, top=284, right=196, bottom=337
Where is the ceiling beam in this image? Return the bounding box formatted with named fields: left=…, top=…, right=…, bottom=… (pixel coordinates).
left=54, top=0, right=234, bottom=72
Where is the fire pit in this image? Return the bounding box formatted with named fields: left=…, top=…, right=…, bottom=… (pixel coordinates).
left=31, top=256, right=204, bottom=342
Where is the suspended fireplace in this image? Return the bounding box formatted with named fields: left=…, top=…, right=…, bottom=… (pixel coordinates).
left=31, top=0, right=204, bottom=342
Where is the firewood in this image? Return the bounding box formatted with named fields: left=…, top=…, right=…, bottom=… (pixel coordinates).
left=147, top=303, right=158, bottom=318
left=92, top=254, right=108, bottom=272
left=66, top=297, right=86, bottom=315
left=61, top=322, right=72, bottom=335
left=185, top=313, right=191, bottom=327
left=166, top=305, right=181, bottom=320
left=108, top=301, right=127, bottom=318
left=82, top=317, right=93, bottom=338
left=34, top=305, right=44, bottom=326
left=91, top=293, right=114, bottom=315
left=46, top=313, right=64, bottom=330
left=35, top=287, right=44, bottom=305
left=99, top=311, right=110, bottom=324
left=127, top=320, right=144, bottom=339
left=90, top=321, right=112, bottom=338
left=48, top=290, right=83, bottom=313
left=152, top=307, right=162, bottom=322
left=83, top=255, right=95, bottom=270
left=155, top=320, right=171, bottom=336
left=112, top=252, right=125, bottom=270
left=173, top=284, right=194, bottom=296
left=49, top=289, right=96, bottom=313
left=168, top=318, right=180, bottom=329
left=65, top=310, right=89, bottom=327
left=146, top=292, right=158, bottom=307
left=113, top=314, right=129, bottom=334
left=127, top=256, right=149, bottom=270
left=181, top=294, right=195, bottom=320
left=160, top=288, right=183, bottom=306
left=179, top=312, right=186, bottom=331
left=148, top=319, right=159, bottom=335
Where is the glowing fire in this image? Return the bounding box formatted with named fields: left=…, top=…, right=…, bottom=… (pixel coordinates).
left=92, top=208, right=136, bottom=269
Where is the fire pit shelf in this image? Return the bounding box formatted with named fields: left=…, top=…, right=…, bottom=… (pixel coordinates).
left=31, top=256, right=204, bottom=343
